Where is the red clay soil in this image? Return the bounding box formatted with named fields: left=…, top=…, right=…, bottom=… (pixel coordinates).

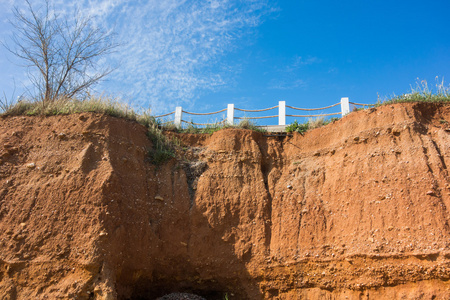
left=0, top=102, right=450, bottom=299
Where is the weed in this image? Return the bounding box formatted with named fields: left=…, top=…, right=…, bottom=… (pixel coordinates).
left=440, top=119, right=448, bottom=124
left=146, top=124, right=176, bottom=165
left=376, top=77, right=450, bottom=106
left=308, top=116, right=325, bottom=130
left=286, top=120, right=309, bottom=134
left=0, top=95, right=178, bottom=165
left=175, top=118, right=265, bottom=134
left=286, top=117, right=338, bottom=134
left=235, top=119, right=266, bottom=132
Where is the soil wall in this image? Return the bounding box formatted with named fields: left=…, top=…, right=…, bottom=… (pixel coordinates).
left=0, top=102, right=449, bottom=299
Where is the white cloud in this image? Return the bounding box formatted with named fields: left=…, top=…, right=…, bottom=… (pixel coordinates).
left=80, top=0, right=274, bottom=113
left=0, top=0, right=274, bottom=113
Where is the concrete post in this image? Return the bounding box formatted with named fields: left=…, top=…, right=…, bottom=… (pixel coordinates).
left=227, top=104, right=234, bottom=126
left=174, top=106, right=183, bottom=128
left=341, top=97, right=350, bottom=117
left=278, top=101, right=286, bottom=125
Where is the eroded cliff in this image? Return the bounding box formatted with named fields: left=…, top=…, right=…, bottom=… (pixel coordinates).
left=0, top=102, right=449, bottom=299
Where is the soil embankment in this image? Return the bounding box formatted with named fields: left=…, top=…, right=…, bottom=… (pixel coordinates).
left=0, top=102, right=449, bottom=299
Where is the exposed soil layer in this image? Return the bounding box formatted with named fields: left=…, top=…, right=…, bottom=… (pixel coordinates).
left=1, top=102, right=450, bottom=299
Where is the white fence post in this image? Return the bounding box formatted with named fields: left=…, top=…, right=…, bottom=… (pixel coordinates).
left=278, top=101, right=286, bottom=125
left=174, top=106, right=183, bottom=128
left=340, top=97, right=350, bottom=117
left=227, top=104, right=234, bottom=126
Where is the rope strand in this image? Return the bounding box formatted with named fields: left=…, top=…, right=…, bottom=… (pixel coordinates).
left=349, top=102, right=376, bottom=106
left=235, top=105, right=278, bottom=112
left=286, top=112, right=342, bottom=118
left=235, top=115, right=278, bottom=120
left=286, top=102, right=340, bottom=111
left=154, top=111, right=175, bottom=118
left=182, top=108, right=227, bottom=115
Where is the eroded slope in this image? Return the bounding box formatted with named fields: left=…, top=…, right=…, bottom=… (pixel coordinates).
left=0, top=103, right=449, bottom=299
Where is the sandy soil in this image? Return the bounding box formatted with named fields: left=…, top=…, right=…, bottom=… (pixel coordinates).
left=0, top=102, right=449, bottom=299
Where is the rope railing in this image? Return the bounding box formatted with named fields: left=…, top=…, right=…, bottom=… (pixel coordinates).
left=183, top=108, right=227, bottom=115
left=154, top=98, right=373, bottom=129
left=350, top=101, right=376, bottom=107
left=286, top=102, right=340, bottom=111
left=235, top=105, right=278, bottom=112
left=153, top=111, right=175, bottom=118
left=287, top=112, right=342, bottom=118
left=235, top=115, right=278, bottom=120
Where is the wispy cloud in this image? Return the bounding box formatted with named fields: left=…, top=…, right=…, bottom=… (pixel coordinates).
left=0, top=0, right=275, bottom=113
left=100, top=1, right=274, bottom=113
left=267, top=55, right=319, bottom=90
left=268, top=78, right=307, bottom=90
left=280, top=55, right=322, bottom=73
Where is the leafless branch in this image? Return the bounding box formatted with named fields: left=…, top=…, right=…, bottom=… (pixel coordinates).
left=3, top=0, right=118, bottom=105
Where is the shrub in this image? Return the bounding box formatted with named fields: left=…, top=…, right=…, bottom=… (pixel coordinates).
left=286, top=120, right=309, bottom=134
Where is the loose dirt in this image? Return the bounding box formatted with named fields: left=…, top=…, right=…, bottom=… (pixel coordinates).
left=0, top=102, right=449, bottom=299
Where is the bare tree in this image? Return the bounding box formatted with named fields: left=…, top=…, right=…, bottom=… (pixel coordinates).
left=3, top=0, right=117, bottom=105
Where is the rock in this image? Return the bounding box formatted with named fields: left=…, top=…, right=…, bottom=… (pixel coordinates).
left=426, top=190, right=435, bottom=196
left=26, top=162, right=36, bottom=169
left=154, top=195, right=164, bottom=201
left=392, top=130, right=401, bottom=136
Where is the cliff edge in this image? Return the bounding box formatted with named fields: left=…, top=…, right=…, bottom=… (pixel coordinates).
left=0, top=102, right=449, bottom=299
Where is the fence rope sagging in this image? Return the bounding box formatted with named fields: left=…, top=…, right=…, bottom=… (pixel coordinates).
left=286, top=112, right=342, bottom=118
left=182, top=108, right=227, bottom=115
left=235, top=105, right=279, bottom=112
left=235, top=115, right=278, bottom=120
left=153, top=111, right=175, bottom=118
left=181, top=119, right=226, bottom=126
left=350, top=102, right=376, bottom=107
left=155, top=97, right=371, bottom=128
left=286, top=102, right=340, bottom=111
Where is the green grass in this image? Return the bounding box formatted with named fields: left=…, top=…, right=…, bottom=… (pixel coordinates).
left=286, top=117, right=339, bottom=134
left=147, top=125, right=176, bottom=165
left=286, top=77, right=450, bottom=135
left=376, top=77, right=450, bottom=106
left=177, top=119, right=266, bottom=134
left=2, top=77, right=449, bottom=164
left=0, top=96, right=176, bottom=165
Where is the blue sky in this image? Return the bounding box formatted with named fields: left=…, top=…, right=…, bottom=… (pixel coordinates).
left=1, top=0, right=449, bottom=124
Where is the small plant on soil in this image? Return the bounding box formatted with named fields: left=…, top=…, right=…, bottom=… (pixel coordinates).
left=286, top=120, right=309, bottom=134
left=175, top=118, right=265, bottom=134
left=1, top=95, right=177, bottom=165
left=286, top=117, right=338, bottom=134
left=377, top=77, right=450, bottom=105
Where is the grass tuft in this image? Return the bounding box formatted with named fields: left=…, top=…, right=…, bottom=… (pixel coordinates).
left=286, top=117, right=339, bottom=134
left=174, top=118, right=266, bottom=134
left=377, top=77, right=450, bottom=106
left=1, top=96, right=176, bottom=165
left=146, top=123, right=179, bottom=165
